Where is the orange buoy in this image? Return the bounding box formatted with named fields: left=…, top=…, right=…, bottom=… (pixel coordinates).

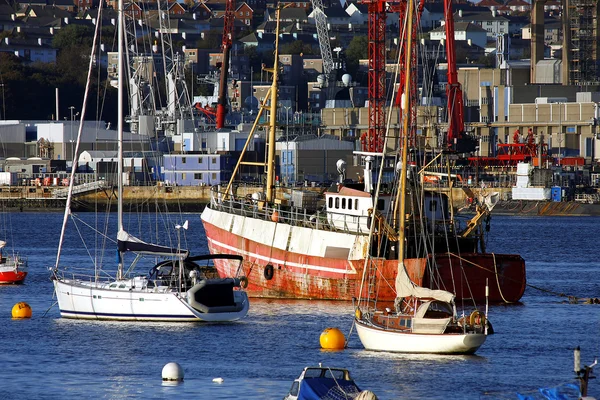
left=12, top=302, right=32, bottom=319
left=320, top=327, right=345, bottom=350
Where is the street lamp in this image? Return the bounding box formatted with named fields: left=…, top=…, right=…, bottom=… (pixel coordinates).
left=68, top=106, right=77, bottom=162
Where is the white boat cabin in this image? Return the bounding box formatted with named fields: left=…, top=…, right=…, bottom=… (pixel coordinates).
left=325, top=185, right=391, bottom=233
left=326, top=184, right=450, bottom=234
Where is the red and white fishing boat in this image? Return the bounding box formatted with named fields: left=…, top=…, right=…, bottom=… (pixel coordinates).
left=200, top=5, right=525, bottom=304
left=0, top=241, right=27, bottom=284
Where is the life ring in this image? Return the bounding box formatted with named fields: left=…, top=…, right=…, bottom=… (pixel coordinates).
left=469, top=310, right=486, bottom=326
left=240, top=276, right=249, bottom=289
left=264, top=264, right=274, bottom=280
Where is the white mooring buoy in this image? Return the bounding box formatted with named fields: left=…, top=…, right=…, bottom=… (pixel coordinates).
left=162, top=362, right=184, bottom=382
left=212, top=377, right=224, bottom=384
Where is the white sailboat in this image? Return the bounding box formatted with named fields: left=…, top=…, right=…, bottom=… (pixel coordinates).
left=353, top=0, right=487, bottom=354
left=50, top=0, right=249, bottom=322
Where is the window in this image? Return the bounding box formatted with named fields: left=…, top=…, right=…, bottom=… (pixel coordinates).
left=348, top=199, right=353, bottom=209
left=342, top=198, right=346, bottom=209
left=198, top=157, right=202, bottom=163
left=194, top=173, right=203, bottom=179
left=328, top=197, right=333, bottom=208
left=181, top=157, right=186, bottom=163
left=182, top=173, right=187, bottom=180
left=211, top=157, right=217, bottom=164
left=211, top=173, right=217, bottom=179
left=335, top=197, right=339, bottom=208
left=355, top=200, right=358, bottom=210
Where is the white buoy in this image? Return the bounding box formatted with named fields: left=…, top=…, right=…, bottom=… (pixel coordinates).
left=162, top=362, right=184, bottom=382
left=212, top=377, right=224, bottom=384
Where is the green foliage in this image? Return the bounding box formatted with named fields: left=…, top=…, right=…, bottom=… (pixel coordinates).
left=345, top=35, right=368, bottom=75
left=280, top=40, right=313, bottom=56
left=52, top=24, right=95, bottom=49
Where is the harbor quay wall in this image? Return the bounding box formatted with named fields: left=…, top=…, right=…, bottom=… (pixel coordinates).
left=0, top=185, right=598, bottom=215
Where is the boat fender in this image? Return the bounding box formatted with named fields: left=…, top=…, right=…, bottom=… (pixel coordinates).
left=264, top=264, right=274, bottom=280
left=240, top=276, right=249, bottom=288
left=469, top=310, right=486, bottom=326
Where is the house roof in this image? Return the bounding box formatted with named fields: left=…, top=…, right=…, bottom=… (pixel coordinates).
left=431, top=22, right=487, bottom=34
left=477, top=0, right=502, bottom=6
left=455, top=10, right=509, bottom=21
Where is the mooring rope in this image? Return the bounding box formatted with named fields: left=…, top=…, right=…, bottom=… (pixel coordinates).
left=492, top=252, right=510, bottom=303
left=447, top=252, right=596, bottom=303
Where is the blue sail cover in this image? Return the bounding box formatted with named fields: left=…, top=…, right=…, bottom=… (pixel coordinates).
left=117, top=230, right=188, bottom=257
left=516, top=383, right=580, bottom=400
left=297, top=378, right=361, bottom=400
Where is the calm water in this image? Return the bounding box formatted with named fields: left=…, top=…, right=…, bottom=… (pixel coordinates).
left=1, top=212, right=600, bottom=399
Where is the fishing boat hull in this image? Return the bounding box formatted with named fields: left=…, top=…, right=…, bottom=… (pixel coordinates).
left=52, top=278, right=249, bottom=322
left=430, top=253, right=526, bottom=303
left=354, top=318, right=486, bottom=354
left=0, top=269, right=27, bottom=284
left=201, top=206, right=526, bottom=303
left=0, top=257, right=28, bottom=284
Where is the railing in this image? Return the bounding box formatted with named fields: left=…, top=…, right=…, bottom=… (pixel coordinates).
left=208, top=187, right=372, bottom=236
left=52, top=180, right=110, bottom=199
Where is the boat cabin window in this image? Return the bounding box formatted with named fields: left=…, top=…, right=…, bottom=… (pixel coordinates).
left=348, top=199, right=353, bottom=209
left=110, top=283, right=117, bottom=288
left=119, top=284, right=126, bottom=289
left=335, top=197, right=339, bottom=208
left=304, top=368, right=347, bottom=380
left=288, top=382, right=299, bottom=396
left=342, top=198, right=346, bottom=209
left=355, top=199, right=358, bottom=210
left=328, top=197, right=333, bottom=208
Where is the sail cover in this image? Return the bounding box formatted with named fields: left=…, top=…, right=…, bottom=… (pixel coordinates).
left=395, top=260, right=455, bottom=303
left=117, top=230, right=188, bottom=257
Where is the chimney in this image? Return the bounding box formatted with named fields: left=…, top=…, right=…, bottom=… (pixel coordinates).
left=458, top=9, right=463, bottom=18
left=492, top=9, right=496, bottom=17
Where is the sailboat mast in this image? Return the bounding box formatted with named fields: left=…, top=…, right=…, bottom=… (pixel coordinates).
left=398, top=0, right=415, bottom=261
left=117, top=0, right=124, bottom=233
left=117, top=0, right=124, bottom=278
left=265, top=5, right=283, bottom=203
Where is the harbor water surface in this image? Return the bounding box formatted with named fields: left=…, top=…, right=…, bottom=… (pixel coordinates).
left=1, top=213, right=600, bottom=399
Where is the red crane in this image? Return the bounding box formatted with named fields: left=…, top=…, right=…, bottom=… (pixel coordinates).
left=216, top=0, right=236, bottom=129
left=443, top=0, right=476, bottom=152
left=444, top=0, right=464, bottom=150
left=360, top=0, right=388, bottom=153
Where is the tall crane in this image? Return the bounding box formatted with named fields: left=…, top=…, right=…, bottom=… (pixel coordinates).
left=443, top=0, right=476, bottom=153
left=216, top=0, right=236, bottom=129
left=312, top=0, right=338, bottom=107
left=360, top=0, right=388, bottom=153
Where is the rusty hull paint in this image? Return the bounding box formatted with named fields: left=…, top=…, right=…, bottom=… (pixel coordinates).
left=430, top=253, right=526, bottom=303
left=202, top=216, right=526, bottom=303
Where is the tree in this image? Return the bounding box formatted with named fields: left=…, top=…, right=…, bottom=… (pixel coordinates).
left=345, top=35, right=368, bottom=76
